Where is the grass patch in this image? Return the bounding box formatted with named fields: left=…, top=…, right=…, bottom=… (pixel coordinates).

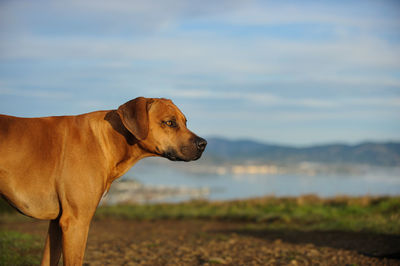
left=95, top=195, right=400, bottom=235
left=0, top=200, right=42, bottom=265
left=0, top=230, right=42, bottom=266
left=0, top=197, right=16, bottom=214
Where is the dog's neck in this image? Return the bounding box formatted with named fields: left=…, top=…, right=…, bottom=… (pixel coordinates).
left=102, top=110, right=154, bottom=191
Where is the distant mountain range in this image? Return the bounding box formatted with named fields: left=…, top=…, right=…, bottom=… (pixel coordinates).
left=202, top=137, right=400, bottom=166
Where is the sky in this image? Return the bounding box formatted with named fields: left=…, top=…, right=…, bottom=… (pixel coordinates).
left=0, top=0, right=399, bottom=146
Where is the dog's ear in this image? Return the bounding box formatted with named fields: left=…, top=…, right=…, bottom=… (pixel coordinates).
left=117, top=97, right=153, bottom=141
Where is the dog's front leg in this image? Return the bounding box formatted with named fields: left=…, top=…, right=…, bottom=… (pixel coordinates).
left=41, top=218, right=63, bottom=266
left=59, top=209, right=94, bottom=266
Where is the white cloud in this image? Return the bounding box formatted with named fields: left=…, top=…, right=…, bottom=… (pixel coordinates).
left=205, top=1, right=400, bottom=35
left=77, top=100, right=109, bottom=110
left=0, top=0, right=247, bottom=37
left=0, top=87, right=72, bottom=100
left=165, top=88, right=400, bottom=111
left=0, top=0, right=399, bottom=144
left=1, top=33, right=399, bottom=88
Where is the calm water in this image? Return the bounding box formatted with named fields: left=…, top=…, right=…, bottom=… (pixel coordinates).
left=125, top=159, right=400, bottom=201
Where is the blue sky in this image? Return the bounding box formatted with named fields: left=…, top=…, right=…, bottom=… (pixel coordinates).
left=0, top=0, right=399, bottom=145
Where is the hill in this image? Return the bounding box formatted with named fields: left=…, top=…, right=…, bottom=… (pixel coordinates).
left=202, top=137, right=400, bottom=166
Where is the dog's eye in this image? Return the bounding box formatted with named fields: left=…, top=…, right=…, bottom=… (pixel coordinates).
left=165, top=120, right=177, bottom=127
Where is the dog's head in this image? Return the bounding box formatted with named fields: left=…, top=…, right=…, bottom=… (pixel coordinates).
left=117, top=97, right=206, bottom=161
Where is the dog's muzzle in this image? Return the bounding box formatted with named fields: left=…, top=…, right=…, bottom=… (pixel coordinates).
left=163, top=137, right=207, bottom=162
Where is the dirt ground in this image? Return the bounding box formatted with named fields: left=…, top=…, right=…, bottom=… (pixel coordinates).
left=2, top=218, right=400, bottom=266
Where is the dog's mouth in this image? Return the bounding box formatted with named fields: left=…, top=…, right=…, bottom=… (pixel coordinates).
left=163, top=146, right=204, bottom=162
left=163, top=150, right=186, bottom=162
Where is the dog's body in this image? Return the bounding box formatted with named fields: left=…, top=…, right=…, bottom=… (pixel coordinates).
left=0, top=97, right=206, bottom=265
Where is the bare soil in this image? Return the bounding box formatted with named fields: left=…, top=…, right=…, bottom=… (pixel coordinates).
left=2, top=218, right=400, bottom=266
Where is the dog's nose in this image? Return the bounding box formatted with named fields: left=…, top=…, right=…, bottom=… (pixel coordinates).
left=196, top=137, right=207, bottom=152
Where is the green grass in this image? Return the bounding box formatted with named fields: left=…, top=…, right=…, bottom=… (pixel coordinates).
left=0, top=197, right=15, bottom=214
left=0, top=200, right=42, bottom=265
left=95, top=195, right=400, bottom=235
left=0, top=195, right=399, bottom=265
left=0, top=230, right=42, bottom=266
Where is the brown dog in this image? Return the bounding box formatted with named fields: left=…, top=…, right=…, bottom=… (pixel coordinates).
left=0, top=97, right=207, bottom=265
